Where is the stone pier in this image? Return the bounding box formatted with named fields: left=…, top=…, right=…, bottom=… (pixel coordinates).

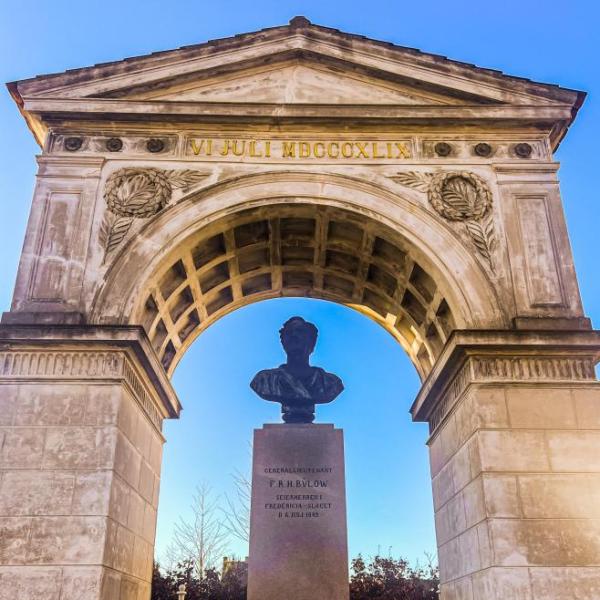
left=0, top=325, right=179, bottom=599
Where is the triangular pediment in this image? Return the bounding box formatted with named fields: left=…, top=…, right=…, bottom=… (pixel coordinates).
left=13, top=19, right=580, bottom=107
left=124, top=61, right=467, bottom=105
left=8, top=17, right=584, bottom=149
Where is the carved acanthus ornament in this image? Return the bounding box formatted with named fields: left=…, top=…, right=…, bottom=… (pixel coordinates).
left=100, top=167, right=209, bottom=260
left=391, top=171, right=497, bottom=271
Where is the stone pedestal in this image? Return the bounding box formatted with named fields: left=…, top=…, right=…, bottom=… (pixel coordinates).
left=247, top=424, right=348, bottom=600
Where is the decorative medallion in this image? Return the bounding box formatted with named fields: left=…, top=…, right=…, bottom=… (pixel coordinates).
left=146, top=138, right=165, bottom=153
left=474, top=142, right=492, bottom=157
left=390, top=171, right=497, bottom=271
left=100, top=167, right=209, bottom=260
left=514, top=143, right=532, bottom=158
left=106, top=137, right=123, bottom=152
left=64, top=137, right=83, bottom=151
left=434, top=142, right=452, bottom=157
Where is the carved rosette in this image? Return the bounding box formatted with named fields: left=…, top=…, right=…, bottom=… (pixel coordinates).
left=100, top=167, right=208, bottom=260
left=391, top=171, right=497, bottom=271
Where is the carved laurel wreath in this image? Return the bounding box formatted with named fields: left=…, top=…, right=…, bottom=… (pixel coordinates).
left=391, top=171, right=497, bottom=271
left=100, top=167, right=208, bottom=260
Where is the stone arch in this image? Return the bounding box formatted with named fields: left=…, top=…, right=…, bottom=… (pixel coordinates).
left=91, top=172, right=505, bottom=378
left=4, top=18, right=599, bottom=600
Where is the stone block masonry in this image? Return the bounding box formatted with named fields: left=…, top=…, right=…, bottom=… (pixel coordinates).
left=0, top=325, right=179, bottom=600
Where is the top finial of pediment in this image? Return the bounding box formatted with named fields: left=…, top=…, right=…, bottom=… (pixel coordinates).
left=289, top=16, right=311, bottom=29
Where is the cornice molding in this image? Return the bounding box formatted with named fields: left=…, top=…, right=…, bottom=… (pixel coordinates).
left=0, top=348, right=165, bottom=432
left=22, top=98, right=574, bottom=124
left=411, top=329, right=600, bottom=434
left=0, top=325, right=181, bottom=430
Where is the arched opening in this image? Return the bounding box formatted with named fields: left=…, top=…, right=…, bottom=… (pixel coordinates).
left=155, top=297, right=435, bottom=570
left=86, top=172, right=507, bottom=591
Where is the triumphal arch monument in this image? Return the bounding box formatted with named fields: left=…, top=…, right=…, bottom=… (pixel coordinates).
left=2, top=16, right=599, bottom=599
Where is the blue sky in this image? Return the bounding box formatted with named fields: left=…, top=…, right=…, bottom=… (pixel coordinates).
left=1, top=0, right=599, bottom=565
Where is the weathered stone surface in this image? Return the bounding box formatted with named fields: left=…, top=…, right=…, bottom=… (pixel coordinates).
left=247, top=424, right=348, bottom=600
left=519, top=474, right=600, bottom=518
left=454, top=388, right=509, bottom=449
left=0, top=517, right=32, bottom=564
left=547, top=431, right=600, bottom=472
left=471, top=567, right=533, bottom=600
left=60, top=567, right=103, bottom=600
left=505, top=387, right=577, bottom=429
left=482, top=475, right=521, bottom=518
left=477, top=430, right=549, bottom=472
left=572, top=387, right=600, bottom=427
left=0, top=566, right=62, bottom=600
left=28, top=516, right=107, bottom=564
left=42, top=426, right=117, bottom=469
left=0, top=471, right=75, bottom=516
left=441, top=576, right=475, bottom=600
left=462, top=477, right=486, bottom=528
left=416, top=333, right=600, bottom=599
left=490, top=518, right=600, bottom=566
left=529, top=567, right=600, bottom=599
left=72, top=471, right=112, bottom=515
left=0, top=427, right=45, bottom=469
left=14, top=384, right=88, bottom=426
left=0, top=328, right=175, bottom=600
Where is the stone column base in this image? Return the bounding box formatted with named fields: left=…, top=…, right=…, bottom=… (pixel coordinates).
left=412, top=330, right=600, bottom=600
left=0, top=325, right=180, bottom=600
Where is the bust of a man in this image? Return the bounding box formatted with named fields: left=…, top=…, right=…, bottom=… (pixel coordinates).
left=250, top=316, right=344, bottom=423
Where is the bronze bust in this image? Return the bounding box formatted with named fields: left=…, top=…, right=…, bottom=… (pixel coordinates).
left=250, top=316, right=344, bottom=423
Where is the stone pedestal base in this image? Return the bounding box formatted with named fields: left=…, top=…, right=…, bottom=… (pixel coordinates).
left=247, top=424, right=348, bottom=600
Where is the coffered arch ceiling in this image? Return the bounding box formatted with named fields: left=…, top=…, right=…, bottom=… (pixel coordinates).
left=135, top=203, right=458, bottom=380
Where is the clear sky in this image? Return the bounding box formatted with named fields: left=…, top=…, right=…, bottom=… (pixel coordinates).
left=1, top=0, right=599, bottom=566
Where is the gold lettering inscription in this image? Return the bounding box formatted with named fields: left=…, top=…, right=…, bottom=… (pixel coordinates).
left=313, top=142, right=325, bottom=159
left=299, top=142, right=311, bottom=158
left=191, top=140, right=203, bottom=156
left=249, top=140, right=262, bottom=158
left=341, top=142, right=353, bottom=158
left=282, top=141, right=296, bottom=158
left=355, top=142, right=369, bottom=158
left=188, top=138, right=412, bottom=160
left=395, top=142, right=410, bottom=158
left=372, top=142, right=385, bottom=159
left=232, top=140, right=245, bottom=156
left=220, top=140, right=231, bottom=156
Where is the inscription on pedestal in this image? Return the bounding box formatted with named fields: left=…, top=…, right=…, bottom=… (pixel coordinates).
left=263, top=465, right=333, bottom=519
left=247, top=424, right=349, bottom=600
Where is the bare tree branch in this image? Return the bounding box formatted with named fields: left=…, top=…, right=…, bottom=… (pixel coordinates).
left=166, top=483, right=230, bottom=578
left=221, top=470, right=251, bottom=543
